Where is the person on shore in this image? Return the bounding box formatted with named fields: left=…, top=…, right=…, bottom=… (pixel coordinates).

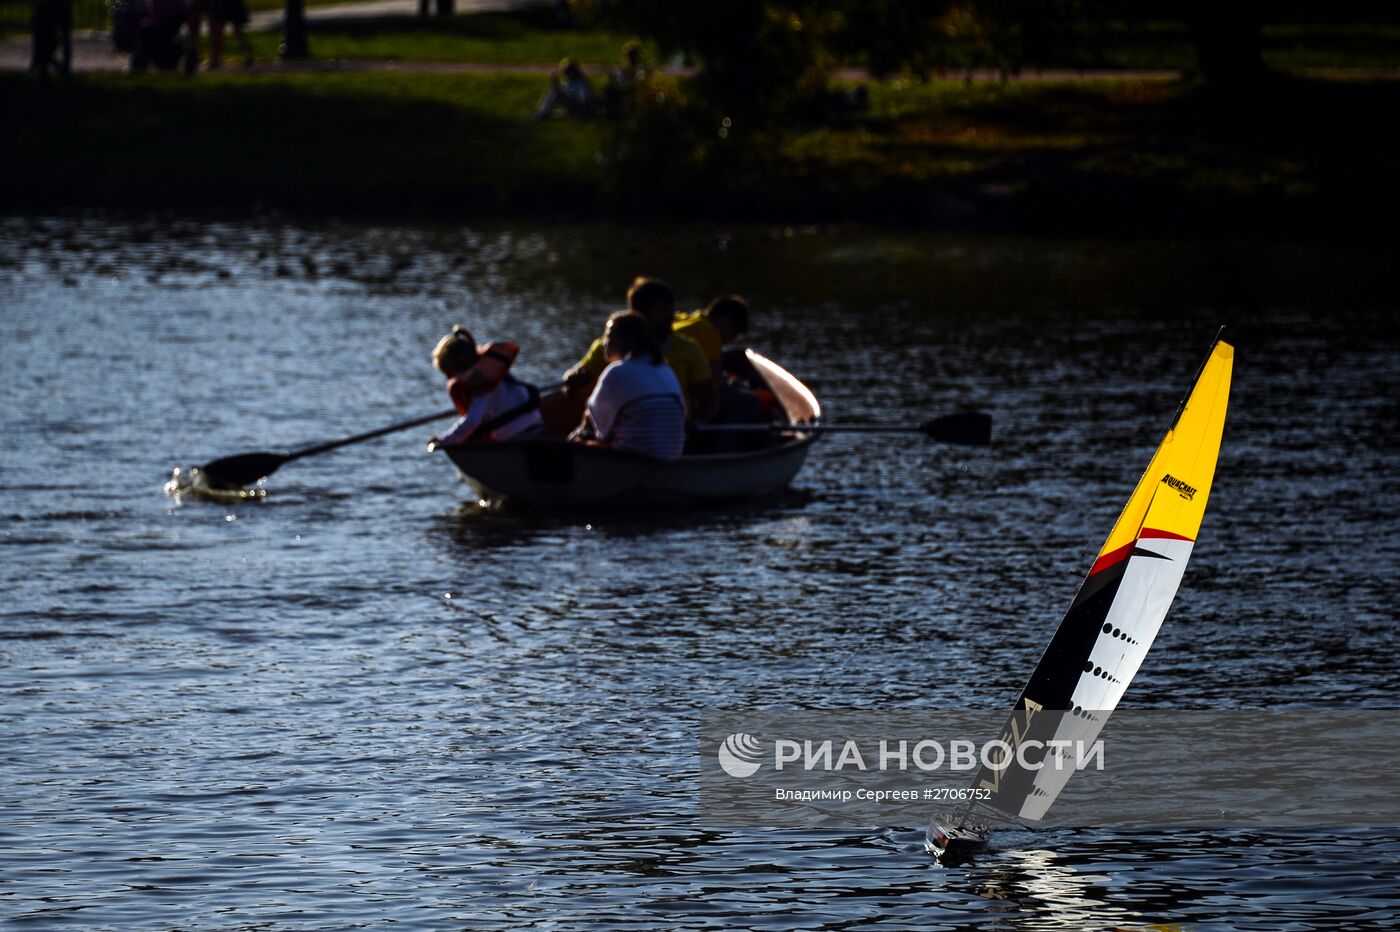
left=572, top=311, right=685, bottom=459
left=563, top=277, right=717, bottom=422
left=604, top=42, right=646, bottom=112
left=114, top=0, right=188, bottom=72
left=529, top=58, right=597, bottom=122
left=183, top=0, right=204, bottom=73
left=428, top=325, right=545, bottom=448
left=206, top=0, right=253, bottom=68
left=29, top=0, right=70, bottom=79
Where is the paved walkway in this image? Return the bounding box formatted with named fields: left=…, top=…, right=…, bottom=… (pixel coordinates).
left=245, top=0, right=527, bottom=31
left=0, top=0, right=537, bottom=71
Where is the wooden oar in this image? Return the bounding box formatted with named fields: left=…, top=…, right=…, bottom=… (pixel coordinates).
left=694, top=412, right=992, bottom=446
left=200, top=381, right=564, bottom=489
left=200, top=408, right=459, bottom=489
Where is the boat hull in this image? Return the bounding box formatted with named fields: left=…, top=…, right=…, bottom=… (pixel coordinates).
left=441, top=349, right=823, bottom=510
left=445, top=436, right=818, bottom=509
left=925, top=822, right=991, bottom=866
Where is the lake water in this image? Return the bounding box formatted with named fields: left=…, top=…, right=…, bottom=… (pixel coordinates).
left=1, top=216, right=1397, bottom=928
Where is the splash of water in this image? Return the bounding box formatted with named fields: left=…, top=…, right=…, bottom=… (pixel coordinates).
left=164, top=465, right=267, bottom=503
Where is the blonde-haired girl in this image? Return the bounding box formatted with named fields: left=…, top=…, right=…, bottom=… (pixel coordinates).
left=430, top=326, right=544, bottom=447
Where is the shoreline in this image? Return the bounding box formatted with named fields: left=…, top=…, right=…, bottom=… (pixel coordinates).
left=5, top=69, right=1398, bottom=245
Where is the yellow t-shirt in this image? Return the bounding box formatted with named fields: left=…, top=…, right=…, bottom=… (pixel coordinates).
left=672, top=310, right=722, bottom=364
left=577, top=331, right=711, bottom=402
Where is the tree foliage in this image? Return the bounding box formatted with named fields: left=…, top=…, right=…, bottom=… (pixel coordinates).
left=576, top=0, right=844, bottom=125
left=579, top=0, right=1275, bottom=122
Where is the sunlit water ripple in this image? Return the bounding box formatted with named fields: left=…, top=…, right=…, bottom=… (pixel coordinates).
left=1, top=216, right=1396, bottom=928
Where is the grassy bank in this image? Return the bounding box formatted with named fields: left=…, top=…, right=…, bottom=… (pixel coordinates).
left=242, top=18, right=1400, bottom=71
left=764, top=74, right=1400, bottom=237
left=4, top=69, right=1397, bottom=240
left=2, top=72, right=606, bottom=214
left=155, top=9, right=1400, bottom=71
left=241, top=11, right=648, bottom=66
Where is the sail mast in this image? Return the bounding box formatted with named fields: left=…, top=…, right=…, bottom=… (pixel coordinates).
left=976, top=332, right=1233, bottom=820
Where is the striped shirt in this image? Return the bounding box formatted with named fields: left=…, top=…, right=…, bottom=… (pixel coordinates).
left=586, top=358, right=686, bottom=459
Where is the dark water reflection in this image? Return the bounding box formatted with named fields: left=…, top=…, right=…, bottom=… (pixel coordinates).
left=1, top=216, right=1397, bottom=928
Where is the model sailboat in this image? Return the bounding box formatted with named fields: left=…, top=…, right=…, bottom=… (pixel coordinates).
left=929, top=333, right=1234, bottom=864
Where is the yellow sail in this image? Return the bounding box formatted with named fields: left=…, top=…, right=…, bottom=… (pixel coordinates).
left=970, top=335, right=1235, bottom=824
left=1090, top=340, right=1234, bottom=576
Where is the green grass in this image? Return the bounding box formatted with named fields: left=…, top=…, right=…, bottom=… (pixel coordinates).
left=1094, top=20, right=1400, bottom=71
left=842, top=20, right=1400, bottom=73
left=236, top=16, right=1399, bottom=70
left=754, top=74, right=1399, bottom=233
left=2, top=72, right=606, bottom=212
left=242, top=11, right=648, bottom=65
left=4, top=68, right=1398, bottom=239
left=12, top=2, right=1396, bottom=72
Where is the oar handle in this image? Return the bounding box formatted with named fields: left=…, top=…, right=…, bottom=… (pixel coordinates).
left=287, top=408, right=460, bottom=461
left=692, top=423, right=923, bottom=433
left=286, top=379, right=566, bottom=462
left=694, top=412, right=992, bottom=446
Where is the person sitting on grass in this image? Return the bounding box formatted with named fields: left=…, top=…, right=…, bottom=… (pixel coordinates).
left=563, top=276, right=716, bottom=423
left=428, top=325, right=545, bottom=448
left=571, top=311, right=685, bottom=459
left=604, top=42, right=647, bottom=112
left=529, top=58, right=597, bottom=122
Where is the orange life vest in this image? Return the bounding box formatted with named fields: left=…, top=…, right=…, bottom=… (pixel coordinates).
left=448, top=341, right=519, bottom=415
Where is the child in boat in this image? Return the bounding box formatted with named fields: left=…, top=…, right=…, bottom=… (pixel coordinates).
left=572, top=311, right=685, bottom=459
left=429, top=326, right=545, bottom=448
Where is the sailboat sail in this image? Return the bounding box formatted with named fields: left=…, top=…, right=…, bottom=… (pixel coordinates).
left=975, top=337, right=1234, bottom=821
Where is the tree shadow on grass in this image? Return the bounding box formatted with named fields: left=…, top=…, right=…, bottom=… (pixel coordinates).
left=0, top=74, right=603, bottom=215
left=771, top=75, right=1400, bottom=234
left=857, top=76, right=1400, bottom=191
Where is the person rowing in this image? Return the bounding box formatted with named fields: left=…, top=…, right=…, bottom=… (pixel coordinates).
left=674, top=294, right=765, bottom=450
left=429, top=325, right=545, bottom=448
left=673, top=294, right=749, bottom=379
left=570, top=311, right=686, bottom=459
left=563, top=276, right=717, bottom=423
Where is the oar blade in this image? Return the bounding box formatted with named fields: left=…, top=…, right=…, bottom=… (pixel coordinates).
left=199, top=451, right=287, bottom=489
left=922, top=412, right=992, bottom=446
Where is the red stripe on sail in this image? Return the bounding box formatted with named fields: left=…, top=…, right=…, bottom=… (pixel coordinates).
left=1089, top=541, right=1136, bottom=576
left=1089, top=529, right=1195, bottom=576
left=1140, top=528, right=1195, bottom=542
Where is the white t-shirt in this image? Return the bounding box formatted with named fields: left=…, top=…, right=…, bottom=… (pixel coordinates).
left=586, top=357, right=686, bottom=458
left=439, top=379, right=543, bottom=445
